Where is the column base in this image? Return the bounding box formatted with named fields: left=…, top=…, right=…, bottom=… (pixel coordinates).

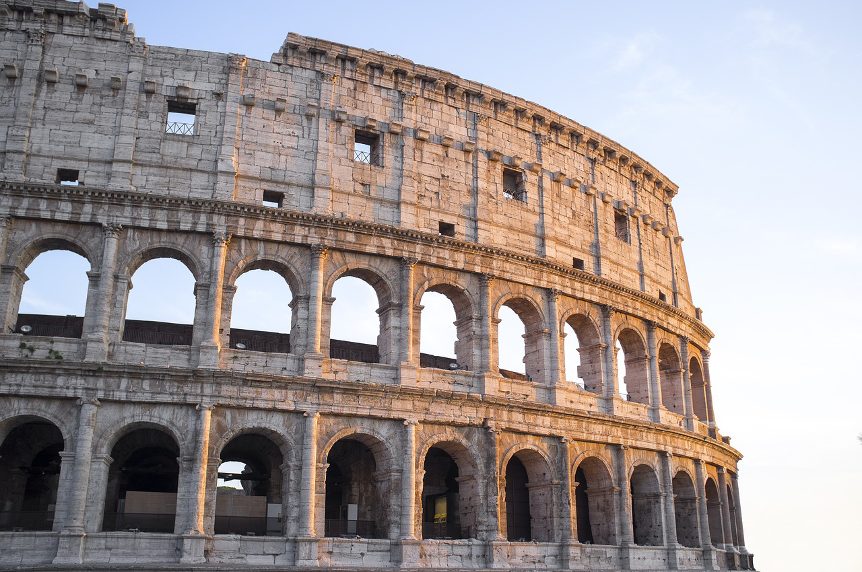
left=486, top=539, right=509, bottom=569
left=294, top=536, right=319, bottom=567
left=52, top=529, right=86, bottom=565
left=302, top=352, right=324, bottom=377
left=479, top=373, right=500, bottom=396
left=83, top=335, right=109, bottom=362
left=701, top=546, right=720, bottom=570
left=178, top=532, right=208, bottom=564
left=398, top=362, right=417, bottom=387
left=197, top=343, right=220, bottom=369
left=665, top=543, right=681, bottom=570
left=618, top=542, right=635, bottom=570
left=560, top=539, right=587, bottom=570
left=398, top=538, right=421, bottom=568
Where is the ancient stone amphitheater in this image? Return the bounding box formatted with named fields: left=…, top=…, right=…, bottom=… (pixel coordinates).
left=0, top=1, right=754, bottom=570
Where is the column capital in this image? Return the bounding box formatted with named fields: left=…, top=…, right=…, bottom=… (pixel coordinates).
left=661, top=450, right=673, bottom=459
left=303, top=410, right=320, bottom=419
left=196, top=402, right=215, bottom=412
left=102, top=223, right=124, bottom=238
left=479, top=273, right=494, bottom=286
left=702, top=349, right=711, bottom=362
left=211, top=231, right=232, bottom=246
left=717, top=465, right=727, bottom=475
left=310, top=243, right=328, bottom=257
left=559, top=436, right=570, bottom=444
left=680, top=335, right=690, bottom=346
left=645, top=319, right=658, bottom=330
left=600, top=304, right=615, bottom=318
left=77, top=396, right=101, bottom=407
left=0, top=215, right=12, bottom=228
left=400, top=257, right=418, bottom=269
left=403, top=418, right=418, bottom=427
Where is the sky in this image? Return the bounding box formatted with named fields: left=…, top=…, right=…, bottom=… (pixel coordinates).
left=17, top=1, right=862, bottom=570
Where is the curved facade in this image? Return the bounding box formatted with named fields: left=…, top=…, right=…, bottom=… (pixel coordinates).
left=0, top=1, right=754, bottom=570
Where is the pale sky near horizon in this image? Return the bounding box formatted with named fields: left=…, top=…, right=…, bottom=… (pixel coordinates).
left=15, top=2, right=862, bottom=570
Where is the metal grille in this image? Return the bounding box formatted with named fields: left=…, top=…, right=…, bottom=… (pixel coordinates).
left=166, top=121, right=195, bottom=135
left=353, top=148, right=372, bottom=163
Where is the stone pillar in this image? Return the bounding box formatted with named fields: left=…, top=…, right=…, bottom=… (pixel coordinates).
left=213, top=55, right=247, bottom=200
left=296, top=411, right=319, bottom=566
left=680, top=337, right=695, bottom=431
left=108, top=44, right=145, bottom=190
left=660, top=452, right=680, bottom=569
left=478, top=274, right=498, bottom=395
left=545, top=289, right=564, bottom=404
left=702, top=351, right=718, bottom=434
left=558, top=437, right=584, bottom=570
left=3, top=29, right=44, bottom=180
left=485, top=426, right=506, bottom=569
left=84, top=224, right=123, bottom=362
left=646, top=321, right=662, bottom=422
left=0, top=263, right=27, bottom=335
left=613, top=444, right=634, bottom=570
left=694, top=460, right=718, bottom=570
left=303, top=245, right=327, bottom=376
left=53, top=398, right=100, bottom=565
left=197, top=232, right=230, bottom=368
left=180, top=404, right=213, bottom=564
left=398, top=258, right=418, bottom=386
left=399, top=420, right=420, bottom=567
left=600, top=305, right=617, bottom=414
left=717, top=467, right=735, bottom=551
left=730, top=472, right=748, bottom=554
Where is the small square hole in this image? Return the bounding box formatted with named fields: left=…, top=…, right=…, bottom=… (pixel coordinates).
left=658, top=291, right=667, bottom=303
left=166, top=100, right=196, bottom=135
left=262, top=190, right=283, bottom=208
left=438, top=221, right=455, bottom=237
left=56, top=169, right=79, bottom=186
left=573, top=257, right=585, bottom=271
left=354, top=130, right=380, bottom=165
left=614, top=210, right=630, bottom=242
left=503, top=167, right=526, bottom=202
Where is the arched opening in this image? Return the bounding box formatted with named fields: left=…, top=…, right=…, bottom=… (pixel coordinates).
left=102, top=427, right=180, bottom=533
left=672, top=471, right=700, bottom=547
left=630, top=464, right=664, bottom=546
left=564, top=314, right=602, bottom=393
left=16, top=249, right=90, bottom=338
left=229, top=268, right=294, bottom=354
left=324, top=436, right=388, bottom=538
left=574, top=457, right=616, bottom=545
left=616, top=328, right=649, bottom=404
left=690, top=357, right=708, bottom=422
left=421, top=444, right=479, bottom=539
left=497, top=298, right=544, bottom=381
left=0, top=420, right=64, bottom=531
left=659, top=343, right=684, bottom=414
left=705, top=478, right=723, bottom=546
left=329, top=276, right=381, bottom=364
left=215, top=434, right=284, bottom=536
left=503, top=450, right=553, bottom=542
left=123, top=258, right=196, bottom=346
left=419, top=288, right=472, bottom=371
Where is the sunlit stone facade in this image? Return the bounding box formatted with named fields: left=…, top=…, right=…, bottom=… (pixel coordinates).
left=0, top=1, right=753, bottom=570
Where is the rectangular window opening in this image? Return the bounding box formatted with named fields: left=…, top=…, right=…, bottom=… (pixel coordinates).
left=56, top=168, right=80, bottom=186
left=166, top=100, right=196, bottom=135
left=573, top=257, right=585, bottom=271
left=354, top=130, right=380, bottom=165
left=262, top=190, right=284, bottom=208
left=614, top=210, right=630, bottom=242
left=503, top=167, right=526, bottom=202
left=438, top=221, right=455, bottom=237
left=658, top=291, right=667, bottom=303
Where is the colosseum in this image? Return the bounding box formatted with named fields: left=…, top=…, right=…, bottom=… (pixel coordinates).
left=0, top=2, right=754, bottom=571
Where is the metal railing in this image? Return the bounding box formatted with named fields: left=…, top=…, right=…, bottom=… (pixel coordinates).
left=353, top=149, right=372, bottom=163
left=165, top=121, right=195, bottom=135
left=324, top=519, right=378, bottom=538
left=214, top=515, right=280, bottom=536
left=0, top=510, right=54, bottom=531
left=102, top=512, right=175, bottom=533
left=503, top=187, right=527, bottom=201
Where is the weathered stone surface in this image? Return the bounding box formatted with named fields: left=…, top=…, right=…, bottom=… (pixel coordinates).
left=0, top=1, right=753, bottom=571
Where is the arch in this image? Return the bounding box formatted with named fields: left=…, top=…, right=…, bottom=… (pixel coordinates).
left=225, top=256, right=304, bottom=296
left=323, top=431, right=393, bottom=539
left=0, top=405, right=74, bottom=448
left=211, top=424, right=296, bottom=466
left=123, top=244, right=202, bottom=283
left=501, top=447, right=554, bottom=542
left=228, top=266, right=295, bottom=353
left=616, top=327, right=649, bottom=404
left=672, top=470, right=700, bottom=547
left=102, top=426, right=181, bottom=533
left=495, top=294, right=546, bottom=381
left=9, top=235, right=95, bottom=273
left=705, top=477, right=723, bottom=546
left=214, top=432, right=286, bottom=536
left=573, top=455, right=617, bottom=545
left=95, top=415, right=188, bottom=460
left=630, top=464, right=664, bottom=546
left=0, top=418, right=64, bottom=531
left=122, top=255, right=197, bottom=345
left=689, top=356, right=708, bottom=422
left=325, top=264, right=396, bottom=364
left=419, top=437, right=481, bottom=539
left=417, top=281, right=476, bottom=370
left=659, top=343, right=684, bottom=414
left=563, top=313, right=603, bottom=393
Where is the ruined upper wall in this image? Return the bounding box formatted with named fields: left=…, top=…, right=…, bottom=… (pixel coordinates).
left=0, top=0, right=696, bottom=314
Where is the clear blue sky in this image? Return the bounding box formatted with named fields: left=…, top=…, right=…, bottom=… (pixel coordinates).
left=20, top=2, right=862, bottom=569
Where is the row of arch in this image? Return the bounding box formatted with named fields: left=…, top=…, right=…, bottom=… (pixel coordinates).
left=0, top=413, right=741, bottom=550
left=4, top=231, right=714, bottom=423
